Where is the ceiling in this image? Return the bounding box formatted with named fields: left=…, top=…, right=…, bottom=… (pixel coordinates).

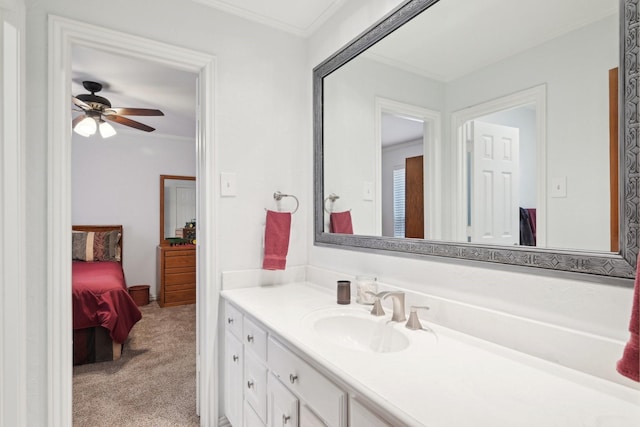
left=191, top=0, right=348, bottom=37
left=71, top=0, right=350, bottom=141
left=367, top=0, right=617, bottom=82
left=71, top=45, right=198, bottom=140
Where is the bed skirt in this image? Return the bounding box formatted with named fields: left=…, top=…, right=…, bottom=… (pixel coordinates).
left=73, top=327, right=122, bottom=365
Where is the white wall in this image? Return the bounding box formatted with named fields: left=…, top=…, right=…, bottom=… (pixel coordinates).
left=323, top=56, right=444, bottom=235
left=24, top=0, right=308, bottom=424
left=71, top=131, right=196, bottom=297
left=308, top=0, right=637, bottom=389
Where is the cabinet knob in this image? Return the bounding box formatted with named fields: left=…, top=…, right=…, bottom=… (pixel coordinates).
left=289, top=374, right=298, bottom=384
left=227, top=317, right=234, bottom=324
left=282, top=414, right=291, bottom=425
left=246, top=334, right=254, bottom=343
left=232, top=355, right=239, bottom=362
left=247, top=380, right=254, bottom=389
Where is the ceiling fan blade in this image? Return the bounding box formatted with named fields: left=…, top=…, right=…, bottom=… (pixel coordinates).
left=104, top=108, right=164, bottom=116
left=103, top=114, right=156, bottom=132
left=72, top=114, right=86, bottom=128
left=72, top=96, right=91, bottom=111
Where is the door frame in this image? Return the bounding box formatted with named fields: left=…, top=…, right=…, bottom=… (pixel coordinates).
left=1, top=2, right=27, bottom=425
left=48, top=16, right=218, bottom=426
left=450, top=85, right=547, bottom=245
left=375, top=97, right=442, bottom=239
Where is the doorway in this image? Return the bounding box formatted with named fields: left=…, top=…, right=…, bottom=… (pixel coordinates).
left=49, top=16, right=217, bottom=426
left=376, top=97, right=441, bottom=239
left=451, top=85, right=547, bottom=246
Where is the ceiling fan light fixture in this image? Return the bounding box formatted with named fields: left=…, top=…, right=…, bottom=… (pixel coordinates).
left=74, top=116, right=97, bottom=137
left=99, top=120, right=117, bottom=138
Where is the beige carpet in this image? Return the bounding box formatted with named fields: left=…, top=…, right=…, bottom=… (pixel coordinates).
left=73, top=301, right=199, bottom=427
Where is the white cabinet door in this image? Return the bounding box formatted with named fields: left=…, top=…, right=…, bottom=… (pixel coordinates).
left=300, top=404, right=328, bottom=427
left=268, top=337, right=346, bottom=427
left=349, top=397, right=393, bottom=427
left=268, top=373, right=298, bottom=427
left=225, top=331, right=244, bottom=427
left=245, top=351, right=268, bottom=423
left=244, top=401, right=266, bottom=427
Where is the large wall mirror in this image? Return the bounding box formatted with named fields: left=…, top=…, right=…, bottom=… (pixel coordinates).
left=314, top=0, right=639, bottom=279
left=159, top=174, right=196, bottom=245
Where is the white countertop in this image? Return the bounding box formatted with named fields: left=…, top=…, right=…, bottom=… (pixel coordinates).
left=221, top=282, right=640, bottom=427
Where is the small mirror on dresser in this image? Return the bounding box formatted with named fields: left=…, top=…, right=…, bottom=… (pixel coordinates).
left=159, top=174, right=196, bottom=246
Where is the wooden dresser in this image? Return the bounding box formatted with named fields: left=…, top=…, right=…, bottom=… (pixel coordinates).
left=157, top=245, right=196, bottom=307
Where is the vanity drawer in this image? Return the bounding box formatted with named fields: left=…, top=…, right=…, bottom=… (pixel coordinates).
left=268, top=337, right=346, bottom=427
left=225, top=302, right=243, bottom=339
left=243, top=315, right=268, bottom=360
left=244, top=351, right=268, bottom=423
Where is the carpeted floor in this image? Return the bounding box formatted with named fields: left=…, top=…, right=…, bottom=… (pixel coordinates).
left=73, top=301, right=199, bottom=427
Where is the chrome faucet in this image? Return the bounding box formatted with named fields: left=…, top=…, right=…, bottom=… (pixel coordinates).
left=380, top=291, right=406, bottom=322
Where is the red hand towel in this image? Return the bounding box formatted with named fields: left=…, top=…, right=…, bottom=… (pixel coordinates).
left=617, top=253, right=640, bottom=382
left=329, top=211, right=353, bottom=234
left=262, top=210, right=291, bottom=271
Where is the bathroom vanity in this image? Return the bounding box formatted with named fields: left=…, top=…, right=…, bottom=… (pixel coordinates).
left=221, top=282, right=640, bottom=427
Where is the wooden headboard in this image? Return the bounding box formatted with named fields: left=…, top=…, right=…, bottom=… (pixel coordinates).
left=72, top=225, right=123, bottom=263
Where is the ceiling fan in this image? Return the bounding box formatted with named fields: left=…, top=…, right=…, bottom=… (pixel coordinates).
left=71, top=80, right=164, bottom=138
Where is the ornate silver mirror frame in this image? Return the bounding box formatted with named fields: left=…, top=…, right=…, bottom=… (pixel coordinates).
left=313, top=0, right=639, bottom=279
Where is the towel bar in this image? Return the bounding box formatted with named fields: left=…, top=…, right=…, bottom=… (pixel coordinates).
left=271, top=191, right=299, bottom=214
left=324, top=193, right=340, bottom=214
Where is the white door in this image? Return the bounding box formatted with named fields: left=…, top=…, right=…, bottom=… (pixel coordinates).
left=225, top=332, right=244, bottom=427
left=468, top=121, right=520, bottom=245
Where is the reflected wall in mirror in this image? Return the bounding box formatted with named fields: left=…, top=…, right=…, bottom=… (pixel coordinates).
left=314, top=0, right=638, bottom=278
left=159, top=174, right=196, bottom=245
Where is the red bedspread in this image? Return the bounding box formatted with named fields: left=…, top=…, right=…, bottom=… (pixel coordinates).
left=72, top=261, right=142, bottom=343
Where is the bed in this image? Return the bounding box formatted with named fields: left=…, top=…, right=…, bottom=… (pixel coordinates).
left=72, top=225, right=142, bottom=365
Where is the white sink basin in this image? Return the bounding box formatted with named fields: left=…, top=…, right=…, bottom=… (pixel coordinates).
left=304, top=307, right=410, bottom=353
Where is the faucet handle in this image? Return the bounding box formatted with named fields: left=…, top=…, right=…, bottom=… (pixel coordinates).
left=405, top=305, right=430, bottom=330
left=365, top=292, right=386, bottom=316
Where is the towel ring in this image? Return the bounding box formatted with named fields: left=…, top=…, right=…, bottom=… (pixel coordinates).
left=324, top=193, right=340, bottom=214
left=272, top=191, right=299, bottom=214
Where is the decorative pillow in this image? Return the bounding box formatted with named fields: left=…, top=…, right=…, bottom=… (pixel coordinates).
left=72, top=230, right=121, bottom=262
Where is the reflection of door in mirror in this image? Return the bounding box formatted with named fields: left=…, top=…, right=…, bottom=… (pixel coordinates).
left=452, top=86, right=544, bottom=247
left=467, top=121, right=520, bottom=245
left=381, top=113, right=424, bottom=238
left=405, top=155, right=424, bottom=239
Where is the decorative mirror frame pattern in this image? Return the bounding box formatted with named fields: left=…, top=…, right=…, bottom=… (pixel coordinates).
left=313, top=0, right=639, bottom=279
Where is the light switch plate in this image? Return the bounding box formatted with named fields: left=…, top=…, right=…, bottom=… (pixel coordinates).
left=220, top=172, right=237, bottom=197
left=551, top=176, right=567, bottom=198
left=363, top=181, right=374, bottom=201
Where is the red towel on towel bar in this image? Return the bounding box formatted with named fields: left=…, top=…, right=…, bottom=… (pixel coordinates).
left=330, top=211, right=353, bottom=234
left=617, top=253, right=640, bottom=382
left=262, top=210, right=291, bottom=271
